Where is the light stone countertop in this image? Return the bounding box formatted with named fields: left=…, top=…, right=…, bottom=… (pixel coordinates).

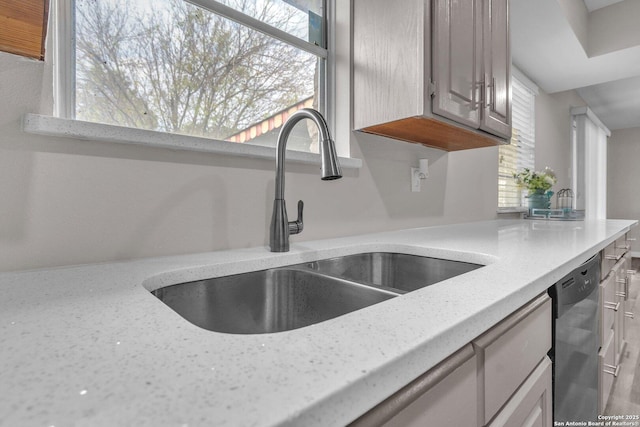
left=0, top=219, right=636, bottom=427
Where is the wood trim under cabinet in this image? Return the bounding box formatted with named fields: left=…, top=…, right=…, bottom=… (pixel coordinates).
left=359, top=116, right=506, bottom=152
left=349, top=344, right=475, bottom=426
left=0, top=0, right=49, bottom=60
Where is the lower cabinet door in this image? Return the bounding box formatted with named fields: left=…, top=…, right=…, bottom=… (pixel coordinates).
left=487, top=357, right=552, bottom=427
left=599, top=330, right=616, bottom=413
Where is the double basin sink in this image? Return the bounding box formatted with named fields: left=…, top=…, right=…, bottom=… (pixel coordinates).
left=152, top=252, right=483, bottom=334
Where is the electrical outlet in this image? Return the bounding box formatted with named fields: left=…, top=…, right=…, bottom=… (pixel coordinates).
left=411, top=168, right=421, bottom=192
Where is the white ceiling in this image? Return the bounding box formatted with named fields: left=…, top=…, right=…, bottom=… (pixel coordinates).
left=510, top=0, right=640, bottom=130
left=583, top=0, right=625, bottom=12
left=584, top=0, right=622, bottom=12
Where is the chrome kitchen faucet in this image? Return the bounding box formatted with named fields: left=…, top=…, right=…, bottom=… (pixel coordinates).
left=269, top=108, right=342, bottom=252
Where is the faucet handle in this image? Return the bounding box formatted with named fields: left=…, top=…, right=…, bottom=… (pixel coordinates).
left=288, top=200, right=304, bottom=235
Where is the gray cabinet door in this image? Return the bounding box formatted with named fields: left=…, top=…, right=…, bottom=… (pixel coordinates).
left=481, top=0, right=511, bottom=138
left=432, top=0, right=482, bottom=128
left=486, top=357, right=553, bottom=427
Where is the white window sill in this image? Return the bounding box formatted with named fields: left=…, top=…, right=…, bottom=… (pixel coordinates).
left=23, top=114, right=363, bottom=169
left=497, top=207, right=527, bottom=214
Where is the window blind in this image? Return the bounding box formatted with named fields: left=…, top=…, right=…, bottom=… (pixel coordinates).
left=498, top=74, right=536, bottom=209
left=0, top=0, right=49, bottom=60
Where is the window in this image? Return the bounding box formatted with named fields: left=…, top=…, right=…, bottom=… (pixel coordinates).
left=56, top=0, right=328, bottom=153
left=498, top=70, right=538, bottom=210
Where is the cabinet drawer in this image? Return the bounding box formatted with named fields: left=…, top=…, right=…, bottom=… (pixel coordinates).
left=487, top=357, right=552, bottom=427
left=351, top=345, right=477, bottom=427
left=473, top=294, right=552, bottom=425
left=383, top=351, right=477, bottom=427
left=599, top=331, right=616, bottom=413
left=615, top=233, right=629, bottom=250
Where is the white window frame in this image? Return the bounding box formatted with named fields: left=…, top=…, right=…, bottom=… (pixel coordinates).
left=571, top=106, right=610, bottom=219
left=497, top=68, right=538, bottom=212
left=35, top=0, right=361, bottom=167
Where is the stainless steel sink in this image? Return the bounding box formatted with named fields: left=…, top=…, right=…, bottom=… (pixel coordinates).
left=302, top=252, right=483, bottom=293
left=151, top=252, right=483, bottom=334
left=152, top=268, right=398, bottom=334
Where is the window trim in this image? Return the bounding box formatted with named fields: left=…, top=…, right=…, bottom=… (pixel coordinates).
left=52, top=0, right=75, bottom=119
left=186, top=0, right=328, bottom=58
left=45, top=0, right=353, bottom=162
left=23, top=113, right=363, bottom=168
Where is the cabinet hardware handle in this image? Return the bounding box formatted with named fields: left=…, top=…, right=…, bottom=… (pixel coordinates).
left=603, top=363, right=620, bottom=377
left=626, top=276, right=630, bottom=301
left=627, top=238, right=636, bottom=241
left=605, top=254, right=623, bottom=261
left=470, top=80, right=484, bottom=111
left=485, top=77, right=496, bottom=110
left=625, top=312, right=635, bottom=319
left=604, top=301, right=620, bottom=311
left=616, top=276, right=629, bottom=301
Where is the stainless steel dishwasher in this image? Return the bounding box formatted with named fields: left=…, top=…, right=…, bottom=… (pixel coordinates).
left=548, top=253, right=600, bottom=423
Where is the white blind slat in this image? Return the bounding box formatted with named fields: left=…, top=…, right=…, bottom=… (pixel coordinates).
left=498, top=74, right=536, bottom=209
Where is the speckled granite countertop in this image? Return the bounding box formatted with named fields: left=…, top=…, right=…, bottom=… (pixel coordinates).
left=0, top=219, right=636, bottom=427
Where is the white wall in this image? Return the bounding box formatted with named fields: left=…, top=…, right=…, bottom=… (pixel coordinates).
left=535, top=89, right=587, bottom=190
left=0, top=49, right=501, bottom=272
left=608, top=127, right=640, bottom=252
left=0, top=51, right=586, bottom=272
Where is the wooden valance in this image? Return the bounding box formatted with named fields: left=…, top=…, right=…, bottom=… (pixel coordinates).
left=0, top=0, right=50, bottom=60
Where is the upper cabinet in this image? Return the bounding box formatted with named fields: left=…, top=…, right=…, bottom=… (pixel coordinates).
left=481, top=0, right=511, bottom=137
left=353, top=0, right=511, bottom=151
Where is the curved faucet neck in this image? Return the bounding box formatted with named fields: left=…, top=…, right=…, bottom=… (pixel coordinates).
left=275, top=108, right=333, bottom=200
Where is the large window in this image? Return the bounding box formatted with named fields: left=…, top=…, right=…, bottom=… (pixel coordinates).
left=57, top=0, right=328, bottom=153
left=498, top=70, right=538, bottom=210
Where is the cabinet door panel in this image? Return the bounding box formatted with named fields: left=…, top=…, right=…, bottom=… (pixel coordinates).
left=487, top=357, right=552, bottom=427
left=601, top=273, right=616, bottom=344
left=432, top=0, right=482, bottom=128
left=481, top=0, right=511, bottom=138
left=599, top=331, right=616, bottom=412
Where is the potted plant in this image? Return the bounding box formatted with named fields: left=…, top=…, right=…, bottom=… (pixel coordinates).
left=514, top=167, right=557, bottom=210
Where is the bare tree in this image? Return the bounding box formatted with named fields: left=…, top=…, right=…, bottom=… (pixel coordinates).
left=75, top=0, right=316, bottom=140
